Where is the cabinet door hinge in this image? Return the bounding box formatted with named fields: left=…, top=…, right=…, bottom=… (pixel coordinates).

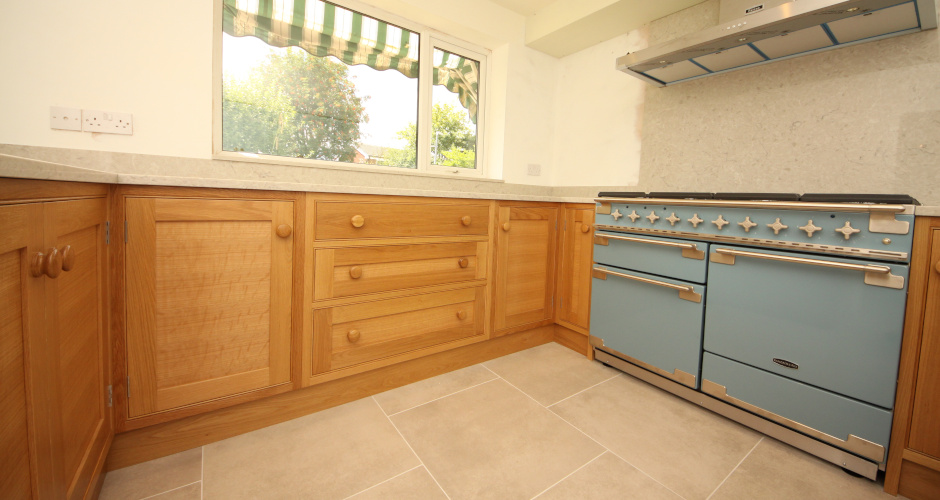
left=106, top=385, right=113, bottom=407
left=105, top=221, right=110, bottom=245
left=559, top=297, right=563, bottom=309
left=124, top=220, right=128, bottom=243
left=564, top=219, right=567, bottom=231
left=126, top=377, right=131, bottom=398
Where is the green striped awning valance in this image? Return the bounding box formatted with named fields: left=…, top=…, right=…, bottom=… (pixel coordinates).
left=222, top=0, right=479, bottom=122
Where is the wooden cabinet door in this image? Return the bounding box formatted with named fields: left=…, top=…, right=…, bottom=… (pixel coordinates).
left=42, top=198, right=112, bottom=499
left=494, top=205, right=558, bottom=333
left=0, top=203, right=49, bottom=499
left=908, top=228, right=940, bottom=458
left=556, top=207, right=594, bottom=333
left=125, top=198, right=293, bottom=417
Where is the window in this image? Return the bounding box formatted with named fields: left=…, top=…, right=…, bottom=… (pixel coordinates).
left=216, top=0, right=487, bottom=177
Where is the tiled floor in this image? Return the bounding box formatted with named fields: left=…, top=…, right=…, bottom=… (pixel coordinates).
left=100, top=343, right=899, bottom=500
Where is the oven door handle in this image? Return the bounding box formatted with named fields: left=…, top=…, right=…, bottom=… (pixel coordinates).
left=711, top=248, right=905, bottom=289
left=592, top=267, right=702, bottom=303
left=594, top=233, right=705, bottom=260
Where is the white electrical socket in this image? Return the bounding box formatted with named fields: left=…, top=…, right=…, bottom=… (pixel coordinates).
left=82, top=109, right=133, bottom=135
left=50, top=107, right=83, bottom=131
left=527, top=164, right=542, bottom=176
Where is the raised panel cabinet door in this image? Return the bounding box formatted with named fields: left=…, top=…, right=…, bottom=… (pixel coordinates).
left=908, top=228, right=940, bottom=458
left=42, top=198, right=112, bottom=500
left=557, top=208, right=594, bottom=332
left=494, top=205, right=558, bottom=332
left=125, top=198, right=293, bottom=418
left=0, top=203, right=48, bottom=499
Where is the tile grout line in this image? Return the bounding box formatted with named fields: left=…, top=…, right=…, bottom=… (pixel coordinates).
left=372, top=396, right=453, bottom=500
left=481, top=365, right=688, bottom=500
left=546, top=373, right=621, bottom=408
left=138, top=480, right=202, bottom=500
left=340, top=465, right=424, bottom=500
left=385, top=377, right=500, bottom=417
left=528, top=451, right=607, bottom=500
left=705, top=436, right=764, bottom=500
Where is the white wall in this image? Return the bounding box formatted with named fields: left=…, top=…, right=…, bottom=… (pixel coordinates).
left=0, top=0, right=559, bottom=183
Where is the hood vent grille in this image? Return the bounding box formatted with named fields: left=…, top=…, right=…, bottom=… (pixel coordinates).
left=617, top=0, right=936, bottom=86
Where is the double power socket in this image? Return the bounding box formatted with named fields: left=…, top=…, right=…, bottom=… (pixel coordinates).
left=50, top=107, right=133, bottom=135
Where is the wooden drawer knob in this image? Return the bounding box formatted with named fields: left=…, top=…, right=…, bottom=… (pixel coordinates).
left=61, top=245, right=75, bottom=271
left=458, top=258, right=469, bottom=268
left=44, top=247, right=63, bottom=279
left=461, top=216, right=472, bottom=226
left=456, top=310, right=467, bottom=320
left=347, top=329, right=361, bottom=343
left=580, top=223, right=591, bottom=234
left=351, top=215, right=365, bottom=228
left=276, top=224, right=292, bottom=238
left=30, top=252, right=46, bottom=278
left=349, top=266, right=362, bottom=279
left=502, top=222, right=511, bottom=232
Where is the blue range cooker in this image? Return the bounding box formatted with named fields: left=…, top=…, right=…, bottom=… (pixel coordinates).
left=589, top=192, right=917, bottom=480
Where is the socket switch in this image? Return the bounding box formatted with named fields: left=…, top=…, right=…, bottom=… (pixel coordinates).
left=527, top=164, right=542, bottom=176
left=50, top=107, right=83, bottom=131
left=83, top=110, right=133, bottom=135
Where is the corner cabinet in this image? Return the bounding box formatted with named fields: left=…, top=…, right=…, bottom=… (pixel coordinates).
left=493, top=203, right=558, bottom=336
left=118, top=191, right=300, bottom=430
left=886, top=216, right=940, bottom=498
left=0, top=180, right=112, bottom=500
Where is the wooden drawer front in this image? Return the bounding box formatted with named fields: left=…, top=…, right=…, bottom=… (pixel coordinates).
left=315, top=201, right=489, bottom=240
left=316, top=287, right=485, bottom=371
left=315, top=242, right=487, bottom=300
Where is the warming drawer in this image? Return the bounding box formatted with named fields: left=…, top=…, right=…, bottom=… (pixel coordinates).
left=704, top=245, right=909, bottom=409
left=702, top=352, right=893, bottom=463
left=594, top=232, right=708, bottom=283
left=591, top=264, right=706, bottom=388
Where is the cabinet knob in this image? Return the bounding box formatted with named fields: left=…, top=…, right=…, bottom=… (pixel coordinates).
left=43, top=247, right=63, bottom=279
left=458, top=258, right=469, bottom=268
left=461, top=216, right=472, bottom=226
left=30, top=252, right=46, bottom=278
left=502, top=222, right=511, bottom=232
left=456, top=310, right=467, bottom=320
left=347, top=329, right=361, bottom=343
left=580, top=223, right=591, bottom=233
left=349, top=266, right=362, bottom=279
left=61, top=245, right=75, bottom=272
left=276, top=224, right=292, bottom=238
left=351, top=215, right=365, bottom=228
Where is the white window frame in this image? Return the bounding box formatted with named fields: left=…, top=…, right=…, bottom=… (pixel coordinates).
left=212, top=0, right=491, bottom=179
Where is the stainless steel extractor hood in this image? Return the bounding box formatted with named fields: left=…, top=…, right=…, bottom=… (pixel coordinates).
left=617, top=0, right=938, bottom=86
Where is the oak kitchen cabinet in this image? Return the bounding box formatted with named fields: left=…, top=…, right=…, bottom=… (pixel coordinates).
left=0, top=180, right=112, bottom=500
left=555, top=204, right=595, bottom=335
left=118, top=190, right=301, bottom=430
left=886, top=216, right=940, bottom=499
left=493, top=202, right=559, bottom=335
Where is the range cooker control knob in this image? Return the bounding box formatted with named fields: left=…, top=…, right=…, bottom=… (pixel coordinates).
left=688, top=213, right=704, bottom=228
left=611, top=209, right=623, bottom=221
left=767, top=218, right=789, bottom=235
left=835, top=221, right=861, bottom=240
left=799, top=220, right=822, bottom=237
left=738, top=217, right=757, bottom=233
left=666, top=212, right=681, bottom=226
left=646, top=211, right=660, bottom=224
left=628, top=210, right=641, bottom=222
left=712, top=215, right=730, bottom=230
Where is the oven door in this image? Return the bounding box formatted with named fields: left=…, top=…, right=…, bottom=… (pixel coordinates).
left=590, top=265, right=706, bottom=388
left=703, top=245, right=909, bottom=409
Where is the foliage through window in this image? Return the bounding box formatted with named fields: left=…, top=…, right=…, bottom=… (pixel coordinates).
left=219, top=0, right=485, bottom=175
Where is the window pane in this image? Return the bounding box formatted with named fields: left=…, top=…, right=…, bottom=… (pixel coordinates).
left=221, top=26, right=419, bottom=167
left=431, top=48, right=479, bottom=170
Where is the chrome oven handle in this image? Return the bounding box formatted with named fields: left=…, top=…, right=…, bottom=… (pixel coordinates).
left=592, top=267, right=702, bottom=303
left=711, top=248, right=905, bottom=289
left=594, top=233, right=705, bottom=260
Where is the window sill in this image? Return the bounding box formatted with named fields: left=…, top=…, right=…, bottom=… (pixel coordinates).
left=214, top=151, right=504, bottom=184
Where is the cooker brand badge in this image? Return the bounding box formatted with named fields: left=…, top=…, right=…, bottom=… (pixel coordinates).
left=773, top=358, right=799, bottom=369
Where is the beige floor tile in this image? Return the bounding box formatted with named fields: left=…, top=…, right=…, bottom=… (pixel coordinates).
left=203, top=397, right=420, bottom=499
left=99, top=447, right=202, bottom=500
left=484, top=342, right=617, bottom=406
left=535, top=452, right=682, bottom=500
left=148, top=482, right=202, bottom=500
left=710, top=438, right=894, bottom=500
left=551, top=374, right=761, bottom=500
left=347, top=467, right=447, bottom=500
left=391, top=379, right=605, bottom=500
left=374, top=364, right=498, bottom=415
